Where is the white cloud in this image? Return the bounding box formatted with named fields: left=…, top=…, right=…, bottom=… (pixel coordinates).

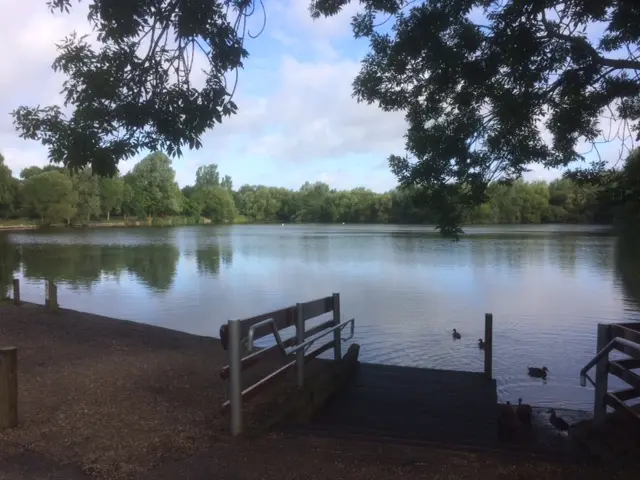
left=0, top=0, right=92, bottom=173
left=200, top=55, right=407, bottom=165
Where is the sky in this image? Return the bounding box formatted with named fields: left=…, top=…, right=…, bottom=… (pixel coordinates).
left=0, top=1, right=631, bottom=192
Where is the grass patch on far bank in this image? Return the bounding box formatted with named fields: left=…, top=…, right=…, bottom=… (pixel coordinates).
left=0, top=216, right=215, bottom=230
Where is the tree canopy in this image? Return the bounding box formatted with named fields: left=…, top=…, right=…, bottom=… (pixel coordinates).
left=3, top=148, right=636, bottom=227
left=11, top=0, right=264, bottom=176
left=311, top=0, right=640, bottom=235
left=8, top=1, right=640, bottom=235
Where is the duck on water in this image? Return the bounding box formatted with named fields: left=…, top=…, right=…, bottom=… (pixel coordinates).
left=528, top=366, right=549, bottom=379
left=452, top=329, right=461, bottom=340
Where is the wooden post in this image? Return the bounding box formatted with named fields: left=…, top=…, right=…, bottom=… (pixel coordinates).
left=296, top=302, right=305, bottom=388
left=46, top=280, right=58, bottom=312
left=12, top=279, right=20, bottom=305
left=594, top=323, right=611, bottom=425
left=0, top=347, right=18, bottom=429
left=332, top=293, right=342, bottom=361
left=484, top=313, right=493, bottom=380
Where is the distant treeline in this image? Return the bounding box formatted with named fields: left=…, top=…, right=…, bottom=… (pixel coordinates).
left=0, top=150, right=633, bottom=227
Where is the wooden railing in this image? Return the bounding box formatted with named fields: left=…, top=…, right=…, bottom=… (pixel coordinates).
left=218, top=293, right=355, bottom=436
left=580, top=322, right=640, bottom=424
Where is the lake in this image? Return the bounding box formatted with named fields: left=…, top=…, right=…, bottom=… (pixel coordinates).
left=1, top=224, right=639, bottom=410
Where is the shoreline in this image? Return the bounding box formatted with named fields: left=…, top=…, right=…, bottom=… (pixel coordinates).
left=0, top=220, right=616, bottom=233
left=0, top=302, right=632, bottom=479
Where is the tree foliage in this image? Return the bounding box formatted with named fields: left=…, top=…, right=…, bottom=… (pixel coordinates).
left=22, top=171, right=77, bottom=224
left=0, top=154, right=16, bottom=216
left=195, top=164, right=221, bottom=188
left=124, top=151, right=182, bottom=218
left=72, top=168, right=101, bottom=222
left=2, top=147, right=637, bottom=228
left=99, top=176, right=125, bottom=220
left=11, top=0, right=265, bottom=176
left=310, top=0, right=640, bottom=235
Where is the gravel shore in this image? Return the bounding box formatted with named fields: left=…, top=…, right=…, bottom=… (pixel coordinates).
left=0, top=302, right=635, bottom=479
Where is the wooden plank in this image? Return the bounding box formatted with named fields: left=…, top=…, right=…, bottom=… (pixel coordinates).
left=617, top=322, right=640, bottom=332
left=220, top=305, right=297, bottom=350
left=301, top=296, right=334, bottom=322
left=484, top=313, right=493, bottom=381
left=304, top=319, right=335, bottom=340
left=332, top=293, right=342, bottom=360
left=610, top=388, right=640, bottom=402
left=0, top=347, right=18, bottom=429
left=219, top=320, right=335, bottom=379
left=219, top=336, right=297, bottom=380
left=309, top=363, right=498, bottom=448
left=611, top=324, right=640, bottom=346
left=221, top=341, right=336, bottom=411
left=616, top=358, right=640, bottom=370
left=605, top=393, right=640, bottom=422
left=609, top=361, right=640, bottom=391
left=305, top=340, right=336, bottom=360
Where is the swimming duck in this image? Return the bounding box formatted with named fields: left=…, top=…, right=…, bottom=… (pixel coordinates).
left=527, top=366, right=549, bottom=379
left=516, top=398, right=532, bottom=426
left=548, top=409, right=569, bottom=434
left=478, top=339, right=485, bottom=350
left=452, top=329, right=461, bottom=339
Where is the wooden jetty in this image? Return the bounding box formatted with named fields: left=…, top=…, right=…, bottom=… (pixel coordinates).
left=215, top=294, right=640, bottom=458
left=306, top=363, right=498, bottom=448
left=218, top=293, right=497, bottom=447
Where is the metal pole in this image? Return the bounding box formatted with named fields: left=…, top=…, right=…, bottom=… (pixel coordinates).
left=332, top=293, right=342, bottom=361
left=594, top=323, right=611, bottom=425
left=484, top=313, right=493, bottom=380
left=296, top=302, right=304, bottom=388
left=228, top=319, right=243, bottom=436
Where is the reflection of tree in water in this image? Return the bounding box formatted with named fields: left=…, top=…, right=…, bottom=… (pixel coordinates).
left=0, top=236, right=21, bottom=296
left=615, top=232, right=640, bottom=309
left=18, top=242, right=180, bottom=293
left=21, top=244, right=127, bottom=289
left=195, top=244, right=233, bottom=276
left=123, top=245, right=180, bottom=292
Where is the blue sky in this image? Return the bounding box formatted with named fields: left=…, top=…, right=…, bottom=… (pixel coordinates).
left=0, top=1, right=632, bottom=192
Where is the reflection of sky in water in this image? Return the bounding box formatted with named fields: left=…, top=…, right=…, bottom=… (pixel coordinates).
left=3, top=224, right=639, bottom=410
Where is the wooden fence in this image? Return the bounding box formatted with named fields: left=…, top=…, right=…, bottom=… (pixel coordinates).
left=219, top=292, right=355, bottom=436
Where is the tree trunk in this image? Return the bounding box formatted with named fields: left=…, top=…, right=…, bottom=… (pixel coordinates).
left=107, top=211, right=110, bottom=221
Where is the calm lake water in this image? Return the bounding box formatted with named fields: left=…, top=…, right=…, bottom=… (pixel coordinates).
left=2, top=224, right=639, bottom=410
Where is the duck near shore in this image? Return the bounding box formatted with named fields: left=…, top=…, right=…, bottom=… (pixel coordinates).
left=548, top=408, right=570, bottom=434
left=516, top=398, right=532, bottom=426
left=528, top=366, right=549, bottom=379
left=498, top=401, right=520, bottom=439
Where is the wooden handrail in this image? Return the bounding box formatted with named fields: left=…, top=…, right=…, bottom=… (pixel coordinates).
left=220, top=339, right=336, bottom=411
left=219, top=295, right=335, bottom=350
